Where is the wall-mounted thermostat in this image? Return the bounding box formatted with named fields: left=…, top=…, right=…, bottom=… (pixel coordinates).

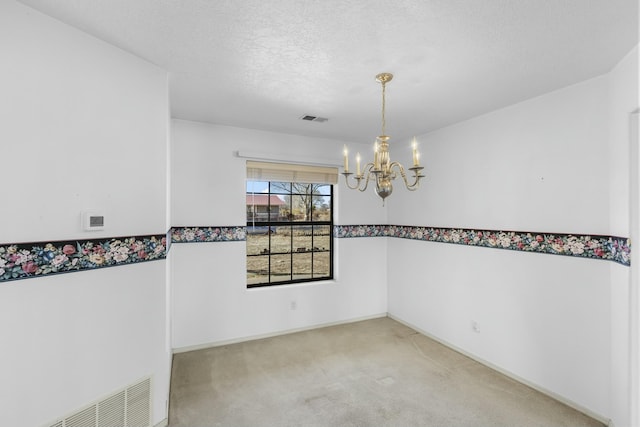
left=82, top=211, right=105, bottom=231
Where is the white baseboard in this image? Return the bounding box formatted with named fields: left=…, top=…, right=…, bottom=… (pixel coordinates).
left=172, top=312, right=388, bottom=354
left=153, top=418, right=168, bottom=427
left=387, top=313, right=611, bottom=426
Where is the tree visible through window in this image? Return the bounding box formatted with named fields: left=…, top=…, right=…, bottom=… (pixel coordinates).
left=246, top=180, right=333, bottom=287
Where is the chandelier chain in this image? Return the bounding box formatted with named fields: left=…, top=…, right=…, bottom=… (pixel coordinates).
left=381, top=80, right=386, bottom=136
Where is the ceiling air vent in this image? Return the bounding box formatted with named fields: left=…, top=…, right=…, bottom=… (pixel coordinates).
left=300, top=115, right=328, bottom=123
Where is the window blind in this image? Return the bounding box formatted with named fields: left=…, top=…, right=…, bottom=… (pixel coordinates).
left=246, top=161, right=338, bottom=184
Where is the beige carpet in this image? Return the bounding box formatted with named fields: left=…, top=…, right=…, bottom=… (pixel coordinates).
left=169, top=317, right=604, bottom=427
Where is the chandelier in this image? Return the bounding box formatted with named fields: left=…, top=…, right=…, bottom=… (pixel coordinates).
left=342, top=73, right=424, bottom=205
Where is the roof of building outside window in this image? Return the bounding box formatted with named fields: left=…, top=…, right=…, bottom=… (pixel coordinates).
left=246, top=195, right=286, bottom=206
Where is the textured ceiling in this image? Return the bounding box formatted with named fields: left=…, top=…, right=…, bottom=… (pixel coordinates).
left=17, top=0, right=639, bottom=143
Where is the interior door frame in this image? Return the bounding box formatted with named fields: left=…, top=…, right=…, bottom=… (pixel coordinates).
left=629, top=109, right=639, bottom=427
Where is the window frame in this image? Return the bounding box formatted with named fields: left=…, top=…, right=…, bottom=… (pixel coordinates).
left=246, top=181, right=334, bottom=288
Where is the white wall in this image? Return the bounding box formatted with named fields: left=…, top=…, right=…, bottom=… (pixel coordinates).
left=0, top=263, right=169, bottom=426
left=170, top=120, right=386, bottom=227
left=389, top=75, right=610, bottom=233
left=387, top=47, right=638, bottom=423
left=608, top=46, right=639, bottom=427
left=170, top=120, right=388, bottom=349
left=0, top=2, right=170, bottom=426
left=609, top=46, right=639, bottom=237
left=388, top=239, right=611, bottom=417
left=0, top=3, right=168, bottom=243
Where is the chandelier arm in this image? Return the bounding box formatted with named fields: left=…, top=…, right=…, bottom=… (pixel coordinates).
left=342, top=175, right=361, bottom=190
left=342, top=163, right=378, bottom=191
left=342, top=172, right=364, bottom=190
left=357, top=164, right=379, bottom=192
left=389, top=162, right=425, bottom=190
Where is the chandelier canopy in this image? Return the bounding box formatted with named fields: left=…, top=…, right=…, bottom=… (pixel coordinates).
left=342, top=73, right=424, bottom=205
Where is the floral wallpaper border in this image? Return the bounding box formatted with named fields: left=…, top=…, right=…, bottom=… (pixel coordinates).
left=169, top=224, right=630, bottom=266
left=0, top=234, right=167, bottom=283
left=0, top=224, right=629, bottom=283
left=334, top=225, right=631, bottom=266
left=171, top=226, right=246, bottom=243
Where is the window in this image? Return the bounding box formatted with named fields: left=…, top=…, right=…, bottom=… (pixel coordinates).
left=246, top=161, right=336, bottom=287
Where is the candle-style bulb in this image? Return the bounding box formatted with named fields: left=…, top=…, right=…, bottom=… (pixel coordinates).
left=343, top=145, right=349, bottom=172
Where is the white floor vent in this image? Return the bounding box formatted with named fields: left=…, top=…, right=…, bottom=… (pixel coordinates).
left=46, top=377, right=151, bottom=427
